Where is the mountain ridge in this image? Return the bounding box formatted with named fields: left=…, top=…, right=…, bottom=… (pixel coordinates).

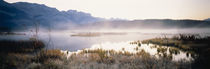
left=204, top=18, right=210, bottom=21
left=0, top=0, right=103, bottom=31
left=1, top=0, right=210, bottom=32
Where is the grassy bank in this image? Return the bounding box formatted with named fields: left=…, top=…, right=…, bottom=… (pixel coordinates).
left=0, top=39, right=192, bottom=69
left=0, top=40, right=68, bottom=69
left=67, top=49, right=190, bottom=69
left=140, top=34, right=210, bottom=69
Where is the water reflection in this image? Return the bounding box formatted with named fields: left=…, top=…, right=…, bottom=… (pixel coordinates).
left=1, top=32, right=206, bottom=61
left=0, top=32, right=163, bottom=51
left=65, top=41, right=194, bottom=61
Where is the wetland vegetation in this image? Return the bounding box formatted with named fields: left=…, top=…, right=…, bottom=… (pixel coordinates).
left=1, top=0, right=210, bottom=69
left=139, top=34, right=210, bottom=69
left=0, top=41, right=191, bottom=69
left=1, top=34, right=208, bottom=69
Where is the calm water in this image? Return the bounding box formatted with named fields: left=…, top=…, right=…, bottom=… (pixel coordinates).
left=1, top=30, right=210, bottom=61
left=0, top=32, right=168, bottom=50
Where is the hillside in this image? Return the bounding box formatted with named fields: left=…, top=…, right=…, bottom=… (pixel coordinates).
left=204, top=18, right=210, bottom=21
left=0, top=0, right=102, bottom=31
left=83, top=19, right=210, bottom=29
left=1, top=0, right=210, bottom=32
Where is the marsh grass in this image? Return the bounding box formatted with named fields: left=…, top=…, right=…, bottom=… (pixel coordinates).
left=141, top=34, right=210, bottom=69
left=0, top=40, right=44, bottom=69
left=0, top=39, right=192, bottom=69
left=0, top=34, right=199, bottom=69
left=0, top=49, right=67, bottom=69
left=0, top=40, right=68, bottom=69
left=67, top=49, right=191, bottom=69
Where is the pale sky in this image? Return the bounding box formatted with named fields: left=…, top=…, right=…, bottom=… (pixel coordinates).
left=5, top=0, right=210, bottom=20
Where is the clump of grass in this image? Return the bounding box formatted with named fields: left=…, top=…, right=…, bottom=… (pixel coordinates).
left=34, top=49, right=65, bottom=63
left=136, top=49, right=150, bottom=57
left=130, top=40, right=141, bottom=46
left=157, top=47, right=167, bottom=54
left=169, top=47, right=180, bottom=55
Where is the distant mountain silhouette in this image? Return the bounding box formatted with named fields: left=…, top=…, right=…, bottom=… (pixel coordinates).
left=84, top=19, right=210, bottom=29
left=0, top=0, right=102, bottom=31
left=12, top=2, right=102, bottom=24
left=204, top=18, right=210, bottom=21
left=0, top=0, right=31, bottom=32
left=1, top=0, right=210, bottom=32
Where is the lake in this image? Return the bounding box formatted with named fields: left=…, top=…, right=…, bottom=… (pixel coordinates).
left=0, top=32, right=172, bottom=51
left=0, top=29, right=210, bottom=61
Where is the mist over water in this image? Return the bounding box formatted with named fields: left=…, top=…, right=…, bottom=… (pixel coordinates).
left=0, top=27, right=209, bottom=62
left=1, top=28, right=210, bottom=51
left=1, top=0, right=210, bottom=68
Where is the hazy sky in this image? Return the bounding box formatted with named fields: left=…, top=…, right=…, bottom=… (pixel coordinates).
left=5, top=0, right=210, bottom=20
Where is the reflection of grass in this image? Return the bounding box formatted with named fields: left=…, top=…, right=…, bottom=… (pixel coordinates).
left=0, top=40, right=44, bottom=53
left=141, top=34, right=210, bottom=69
left=157, top=47, right=167, bottom=54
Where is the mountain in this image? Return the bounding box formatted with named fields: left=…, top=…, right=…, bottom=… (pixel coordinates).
left=0, top=0, right=31, bottom=32
left=0, top=0, right=102, bottom=32
left=12, top=2, right=102, bottom=24
left=1, top=0, right=210, bottom=32
left=204, top=18, right=210, bottom=21
left=83, top=19, right=210, bottom=29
